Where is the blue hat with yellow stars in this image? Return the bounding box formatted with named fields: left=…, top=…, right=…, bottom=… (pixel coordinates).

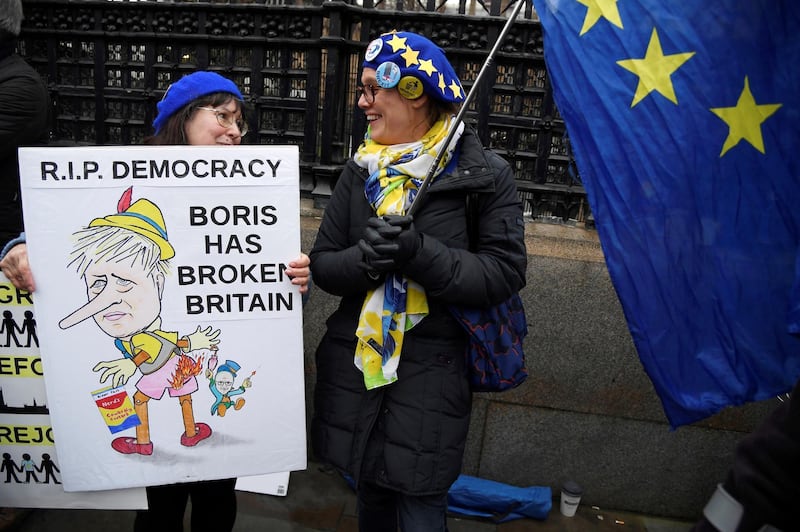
left=362, top=31, right=465, bottom=104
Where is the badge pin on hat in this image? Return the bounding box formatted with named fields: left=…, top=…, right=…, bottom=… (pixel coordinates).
left=375, top=61, right=401, bottom=88
left=398, top=77, right=424, bottom=100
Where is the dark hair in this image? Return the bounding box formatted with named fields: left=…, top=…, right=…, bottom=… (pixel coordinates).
left=427, top=97, right=460, bottom=129
left=144, top=92, right=246, bottom=146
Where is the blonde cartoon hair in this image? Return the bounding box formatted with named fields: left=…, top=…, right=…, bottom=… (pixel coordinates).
left=66, top=225, right=170, bottom=279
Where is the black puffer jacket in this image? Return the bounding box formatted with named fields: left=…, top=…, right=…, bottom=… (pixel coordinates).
left=310, top=127, right=527, bottom=495
left=0, top=44, right=50, bottom=246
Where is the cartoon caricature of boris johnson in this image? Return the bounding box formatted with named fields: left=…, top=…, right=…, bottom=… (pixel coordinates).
left=59, top=186, right=220, bottom=456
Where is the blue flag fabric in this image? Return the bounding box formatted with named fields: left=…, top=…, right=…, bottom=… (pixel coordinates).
left=532, top=0, right=800, bottom=427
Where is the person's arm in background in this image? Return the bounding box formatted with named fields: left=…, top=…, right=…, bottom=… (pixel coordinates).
left=0, top=54, right=50, bottom=293
left=0, top=63, right=48, bottom=159
left=693, top=378, right=800, bottom=532
left=0, top=236, right=33, bottom=291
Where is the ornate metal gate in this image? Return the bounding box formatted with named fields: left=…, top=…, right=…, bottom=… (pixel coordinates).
left=18, top=0, right=589, bottom=223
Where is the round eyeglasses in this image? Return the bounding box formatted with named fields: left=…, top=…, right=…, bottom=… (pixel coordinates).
left=355, top=84, right=383, bottom=104
left=197, top=107, right=248, bottom=136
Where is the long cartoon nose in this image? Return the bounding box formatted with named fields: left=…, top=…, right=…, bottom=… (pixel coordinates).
left=59, top=287, right=121, bottom=330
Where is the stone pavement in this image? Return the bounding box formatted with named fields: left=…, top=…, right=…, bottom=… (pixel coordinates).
left=6, top=461, right=695, bottom=531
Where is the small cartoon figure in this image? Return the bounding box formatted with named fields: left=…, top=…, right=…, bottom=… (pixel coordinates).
left=20, top=453, right=39, bottom=483
left=37, top=453, right=61, bottom=484
left=60, top=187, right=220, bottom=456
left=21, top=310, right=38, bottom=348
left=207, top=354, right=253, bottom=417
left=1, top=310, right=22, bottom=348
left=1, top=452, right=21, bottom=483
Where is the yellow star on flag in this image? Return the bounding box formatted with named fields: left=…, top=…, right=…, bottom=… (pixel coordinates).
left=386, top=34, right=407, bottom=52
left=616, top=28, right=695, bottom=107
left=576, top=0, right=623, bottom=36
left=710, top=76, right=782, bottom=156
left=418, top=58, right=438, bottom=76
left=449, top=80, right=463, bottom=99
left=401, top=46, right=420, bottom=67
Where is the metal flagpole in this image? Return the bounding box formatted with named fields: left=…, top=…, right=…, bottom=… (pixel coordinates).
left=407, top=0, right=527, bottom=218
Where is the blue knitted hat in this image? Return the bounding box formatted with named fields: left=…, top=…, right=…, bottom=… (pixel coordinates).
left=153, top=71, right=243, bottom=134
left=362, top=31, right=464, bottom=104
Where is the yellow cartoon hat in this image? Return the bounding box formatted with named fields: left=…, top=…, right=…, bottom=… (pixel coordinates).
left=88, top=187, right=175, bottom=260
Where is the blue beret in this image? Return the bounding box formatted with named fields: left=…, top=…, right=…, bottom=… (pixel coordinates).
left=362, top=31, right=464, bottom=104
left=153, top=71, right=243, bottom=134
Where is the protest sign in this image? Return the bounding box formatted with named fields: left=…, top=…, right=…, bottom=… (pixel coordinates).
left=18, top=145, right=307, bottom=491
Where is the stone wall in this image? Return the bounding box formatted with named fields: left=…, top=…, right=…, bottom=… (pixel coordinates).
left=298, top=202, right=777, bottom=520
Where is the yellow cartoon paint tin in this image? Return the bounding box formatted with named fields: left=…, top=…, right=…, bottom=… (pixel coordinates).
left=92, top=385, right=141, bottom=434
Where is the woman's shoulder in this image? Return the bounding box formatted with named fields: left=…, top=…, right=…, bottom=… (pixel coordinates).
left=456, top=129, right=511, bottom=180
left=341, top=158, right=369, bottom=179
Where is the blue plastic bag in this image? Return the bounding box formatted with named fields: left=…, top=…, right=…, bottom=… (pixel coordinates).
left=447, top=474, right=552, bottom=523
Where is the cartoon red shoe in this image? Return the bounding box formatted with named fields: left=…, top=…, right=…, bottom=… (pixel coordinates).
left=180, top=422, right=212, bottom=447
left=111, top=437, right=154, bottom=456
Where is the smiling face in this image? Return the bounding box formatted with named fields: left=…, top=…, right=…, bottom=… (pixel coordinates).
left=185, top=98, right=244, bottom=146
left=358, top=68, right=433, bottom=145
left=80, top=259, right=163, bottom=340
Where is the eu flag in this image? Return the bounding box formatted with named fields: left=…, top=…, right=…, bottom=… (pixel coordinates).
left=532, top=0, right=800, bottom=427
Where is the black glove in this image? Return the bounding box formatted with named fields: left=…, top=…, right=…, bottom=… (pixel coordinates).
left=363, top=216, right=403, bottom=251
left=358, top=216, right=403, bottom=273
left=382, top=215, right=420, bottom=265
left=357, top=215, right=421, bottom=273
left=358, top=240, right=397, bottom=273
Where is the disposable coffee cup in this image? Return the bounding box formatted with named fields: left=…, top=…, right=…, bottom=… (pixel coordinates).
left=560, top=480, right=583, bottom=517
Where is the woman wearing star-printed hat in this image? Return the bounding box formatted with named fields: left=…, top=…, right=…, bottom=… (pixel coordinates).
left=310, top=31, right=527, bottom=531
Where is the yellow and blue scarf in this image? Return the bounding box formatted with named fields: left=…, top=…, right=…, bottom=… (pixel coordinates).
left=353, top=114, right=464, bottom=389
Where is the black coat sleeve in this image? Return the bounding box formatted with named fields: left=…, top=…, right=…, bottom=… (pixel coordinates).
left=722, top=378, right=800, bottom=531
left=692, top=378, right=800, bottom=532
left=403, top=149, right=527, bottom=307
left=309, top=163, right=383, bottom=297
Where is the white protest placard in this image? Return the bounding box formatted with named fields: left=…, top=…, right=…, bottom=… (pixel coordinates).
left=0, top=273, right=147, bottom=508
left=18, top=145, right=307, bottom=492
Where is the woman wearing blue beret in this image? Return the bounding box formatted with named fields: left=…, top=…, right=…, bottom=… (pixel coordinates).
left=132, top=71, right=311, bottom=532
left=310, top=31, right=527, bottom=531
